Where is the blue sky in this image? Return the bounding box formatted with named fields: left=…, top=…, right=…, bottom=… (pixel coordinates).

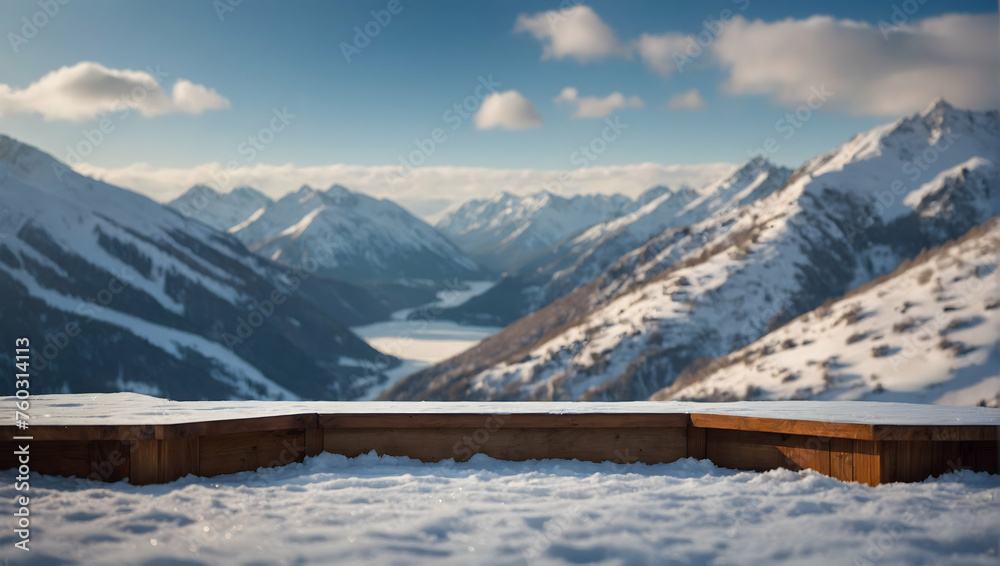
left=0, top=0, right=996, bottom=213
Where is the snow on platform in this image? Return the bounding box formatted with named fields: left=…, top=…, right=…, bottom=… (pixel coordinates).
left=6, top=392, right=999, bottom=427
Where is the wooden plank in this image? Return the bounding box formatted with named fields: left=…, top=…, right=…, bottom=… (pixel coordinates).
left=158, top=414, right=317, bottom=439
left=0, top=413, right=992, bottom=486
left=32, top=442, right=90, bottom=479
left=690, top=414, right=875, bottom=440
left=961, top=440, right=999, bottom=475
left=304, top=427, right=323, bottom=457
left=0, top=442, right=15, bottom=470
left=829, top=437, right=854, bottom=483
left=877, top=440, right=995, bottom=483
left=160, top=437, right=200, bottom=483
left=199, top=429, right=306, bottom=477
left=852, top=439, right=881, bottom=486
left=88, top=441, right=130, bottom=482
left=686, top=423, right=706, bottom=460
left=318, top=413, right=689, bottom=429
left=129, top=440, right=160, bottom=485
left=0, top=425, right=157, bottom=442
left=323, top=427, right=687, bottom=465
left=704, top=429, right=830, bottom=474
left=872, top=425, right=997, bottom=442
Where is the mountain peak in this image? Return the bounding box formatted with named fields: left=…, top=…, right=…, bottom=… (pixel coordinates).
left=921, top=97, right=954, bottom=117
left=325, top=184, right=353, bottom=197
left=180, top=184, right=221, bottom=199
left=636, top=185, right=670, bottom=205
left=0, top=134, right=59, bottom=171
left=231, top=186, right=270, bottom=201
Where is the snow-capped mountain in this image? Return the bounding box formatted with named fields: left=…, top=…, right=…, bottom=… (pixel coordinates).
left=653, top=218, right=1000, bottom=407
left=435, top=190, right=634, bottom=273
left=0, top=135, right=399, bottom=400
left=383, top=99, right=1000, bottom=402
left=168, top=185, right=272, bottom=233
left=435, top=158, right=791, bottom=326
left=188, top=184, right=484, bottom=284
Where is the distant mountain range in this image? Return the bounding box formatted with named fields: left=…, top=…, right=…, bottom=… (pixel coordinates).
left=432, top=158, right=792, bottom=326
left=169, top=183, right=483, bottom=286
left=382, top=99, right=1000, bottom=404
left=3, top=98, right=995, bottom=407
left=436, top=190, right=643, bottom=273
left=0, top=136, right=400, bottom=400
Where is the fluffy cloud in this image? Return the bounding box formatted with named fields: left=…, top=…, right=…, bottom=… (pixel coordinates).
left=667, top=89, right=707, bottom=111
left=712, top=14, right=999, bottom=115
left=0, top=61, right=230, bottom=122
left=474, top=90, right=543, bottom=130
left=635, top=32, right=696, bottom=77
left=514, top=6, right=626, bottom=62
left=73, top=161, right=737, bottom=222
left=554, top=87, right=643, bottom=118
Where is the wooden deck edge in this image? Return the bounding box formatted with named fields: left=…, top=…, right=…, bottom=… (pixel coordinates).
left=0, top=413, right=995, bottom=487
left=5, top=413, right=995, bottom=441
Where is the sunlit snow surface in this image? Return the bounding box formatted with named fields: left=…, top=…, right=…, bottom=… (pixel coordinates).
left=7, top=393, right=1000, bottom=426
left=6, top=453, right=999, bottom=565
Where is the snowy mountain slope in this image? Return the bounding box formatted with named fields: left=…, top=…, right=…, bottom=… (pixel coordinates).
left=435, top=159, right=790, bottom=326
left=168, top=185, right=272, bottom=233
left=215, top=184, right=484, bottom=284
left=383, top=99, right=1000, bottom=402
left=435, top=191, right=634, bottom=272
left=0, top=134, right=398, bottom=400
left=652, top=218, right=1000, bottom=407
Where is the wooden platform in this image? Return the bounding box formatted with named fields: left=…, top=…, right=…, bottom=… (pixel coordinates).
left=1, top=396, right=996, bottom=486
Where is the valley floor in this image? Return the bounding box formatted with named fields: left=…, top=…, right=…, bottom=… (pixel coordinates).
left=352, top=281, right=501, bottom=400
left=9, top=453, right=999, bottom=565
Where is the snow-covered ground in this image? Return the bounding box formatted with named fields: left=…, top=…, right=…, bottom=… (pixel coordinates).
left=352, top=282, right=502, bottom=399
left=8, top=453, right=999, bottom=565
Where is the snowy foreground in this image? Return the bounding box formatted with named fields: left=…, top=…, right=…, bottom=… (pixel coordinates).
left=6, top=453, right=999, bottom=565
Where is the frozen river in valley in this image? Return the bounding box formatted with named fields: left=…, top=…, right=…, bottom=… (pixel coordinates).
left=352, top=281, right=501, bottom=399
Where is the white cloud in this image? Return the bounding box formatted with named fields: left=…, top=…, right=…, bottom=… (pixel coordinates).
left=0, top=61, right=230, bottom=122
left=635, top=32, right=696, bottom=77
left=169, top=79, right=231, bottom=115
left=711, top=14, right=999, bottom=115
left=514, top=6, right=626, bottom=62
left=73, top=161, right=737, bottom=222
left=474, top=90, right=543, bottom=130
left=554, top=87, right=643, bottom=118
left=667, top=89, right=707, bottom=111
